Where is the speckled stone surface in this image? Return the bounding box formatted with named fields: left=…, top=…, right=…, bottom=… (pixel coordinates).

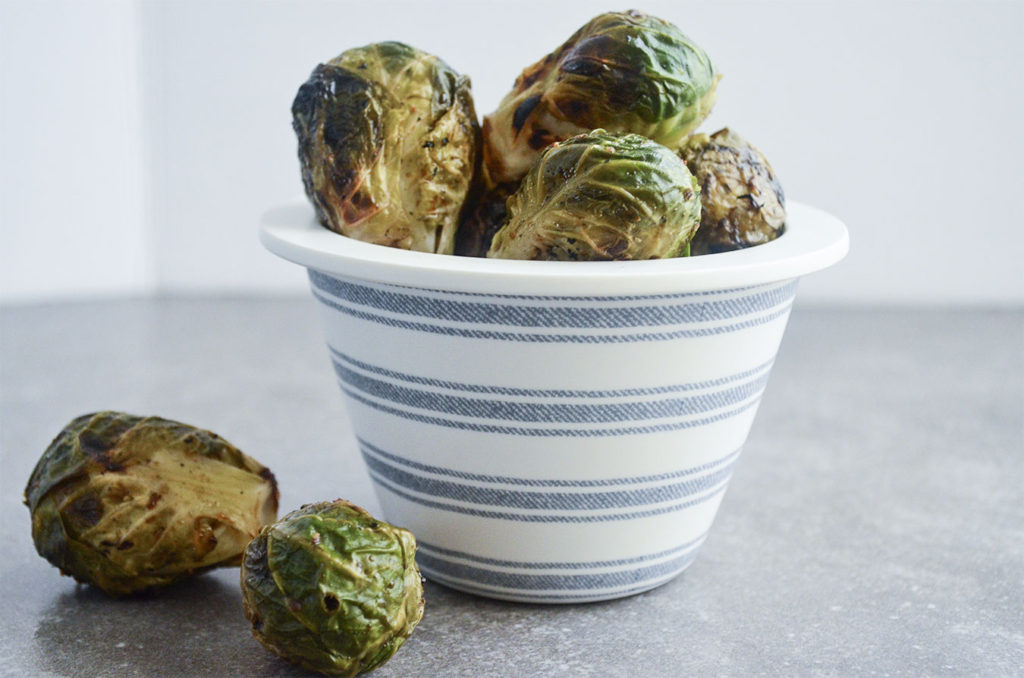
left=1, top=300, right=1021, bottom=677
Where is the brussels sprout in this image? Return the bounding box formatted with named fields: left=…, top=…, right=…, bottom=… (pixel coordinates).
left=24, top=411, right=279, bottom=596
left=292, top=41, right=479, bottom=254
left=241, top=500, right=424, bottom=677
left=488, top=130, right=701, bottom=261
left=482, top=10, right=719, bottom=186
left=680, top=128, right=786, bottom=255
left=454, top=182, right=515, bottom=257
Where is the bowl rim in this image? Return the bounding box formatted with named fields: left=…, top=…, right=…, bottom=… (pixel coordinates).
left=260, top=200, right=848, bottom=295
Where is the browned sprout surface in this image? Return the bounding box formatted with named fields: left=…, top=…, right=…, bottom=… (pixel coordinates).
left=481, top=10, right=718, bottom=187
left=292, top=42, right=479, bottom=254
left=454, top=181, right=517, bottom=257
left=680, top=128, right=786, bottom=255
left=24, top=411, right=279, bottom=596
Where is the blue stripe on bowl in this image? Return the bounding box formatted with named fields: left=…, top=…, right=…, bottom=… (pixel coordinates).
left=310, top=271, right=797, bottom=329
left=313, top=271, right=764, bottom=302
left=335, top=359, right=770, bottom=425
left=358, top=438, right=741, bottom=488
left=415, top=546, right=700, bottom=592
left=312, top=287, right=795, bottom=343
left=332, top=348, right=774, bottom=399
left=367, top=468, right=731, bottom=523
left=361, top=446, right=738, bottom=512
left=341, top=383, right=763, bottom=437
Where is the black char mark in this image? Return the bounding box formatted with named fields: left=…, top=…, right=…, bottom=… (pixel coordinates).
left=512, top=94, right=542, bottom=134
left=78, top=430, right=125, bottom=472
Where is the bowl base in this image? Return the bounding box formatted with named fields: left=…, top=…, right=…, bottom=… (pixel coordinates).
left=417, top=560, right=695, bottom=604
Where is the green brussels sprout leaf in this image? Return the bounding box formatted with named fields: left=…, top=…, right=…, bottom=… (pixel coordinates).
left=241, top=500, right=424, bottom=677
left=483, top=10, right=719, bottom=186
left=488, top=130, right=702, bottom=261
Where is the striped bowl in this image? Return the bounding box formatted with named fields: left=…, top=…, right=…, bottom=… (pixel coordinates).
left=260, top=202, right=848, bottom=603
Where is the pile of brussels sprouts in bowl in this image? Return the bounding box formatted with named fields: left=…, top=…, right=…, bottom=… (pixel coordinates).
left=292, top=9, right=787, bottom=263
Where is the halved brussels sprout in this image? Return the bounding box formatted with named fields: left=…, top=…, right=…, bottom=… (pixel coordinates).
left=680, top=128, right=786, bottom=255
left=292, top=42, right=479, bottom=254
left=488, top=130, right=701, bottom=261
left=24, top=411, right=278, bottom=596
left=482, top=10, right=718, bottom=186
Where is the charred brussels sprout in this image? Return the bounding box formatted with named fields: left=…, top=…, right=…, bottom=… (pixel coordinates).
left=292, top=42, right=479, bottom=254
left=680, top=128, right=786, bottom=255
left=488, top=130, right=701, bottom=261
left=482, top=10, right=718, bottom=186
left=241, top=500, right=424, bottom=677
left=24, top=411, right=279, bottom=596
left=454, top=182, right=515, bottom=257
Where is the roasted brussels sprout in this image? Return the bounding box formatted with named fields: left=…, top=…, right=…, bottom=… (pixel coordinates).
left=292, top=41, right=479, bottom=254
left=488, top=130, right=701, bottom=261
left=454, top=181, right=515, bottom=257
left=680, top=128, right=786, bottom=254
left=482, top=10, right=719, bottom=186
left=241, top=500, right=424, bottom=677
left=24, top=411, right=279, bottom=596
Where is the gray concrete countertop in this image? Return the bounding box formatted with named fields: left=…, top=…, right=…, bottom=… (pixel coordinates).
left=2, top=300, right=1021, bottom=677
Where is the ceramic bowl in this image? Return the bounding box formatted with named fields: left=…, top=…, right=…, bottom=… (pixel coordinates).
left=260, top=202, right=848, bottom=603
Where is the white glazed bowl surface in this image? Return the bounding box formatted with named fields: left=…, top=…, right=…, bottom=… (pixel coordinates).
left=260, top=202, right=848, bottom=603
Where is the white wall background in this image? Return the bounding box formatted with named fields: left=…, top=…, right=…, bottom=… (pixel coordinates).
left=2, top=0, right=1022, bottom=306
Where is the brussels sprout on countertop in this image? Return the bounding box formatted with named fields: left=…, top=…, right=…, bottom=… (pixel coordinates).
left=488, top=130, right=701, bottom=261
left=482, top=10, right=719, bottom=186
left=241, top=500, right=424, bottom=677
left=292, top=41, right=479, bottom=254
left=24, top=411, right=279, bottom=596
left=680, top=128, right=786, bottom=255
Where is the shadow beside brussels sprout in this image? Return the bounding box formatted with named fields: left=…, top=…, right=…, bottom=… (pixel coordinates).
left=32, top=572, right=311, bottom=678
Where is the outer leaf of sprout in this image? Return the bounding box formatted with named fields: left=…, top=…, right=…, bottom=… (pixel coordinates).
left=488, top=130, right=701, bottom=261
left=25, top=411, right=279, bottom=596
left=292, top=41, right=480, bottom=254
left=240, top=500, right=424, bottom=677
left=679, top=128, right=786, bottom=255
left=482, top=10, right=718, bottom=186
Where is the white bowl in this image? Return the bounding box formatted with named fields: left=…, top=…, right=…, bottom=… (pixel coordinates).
left=260, top=202, right=848, bottom=603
